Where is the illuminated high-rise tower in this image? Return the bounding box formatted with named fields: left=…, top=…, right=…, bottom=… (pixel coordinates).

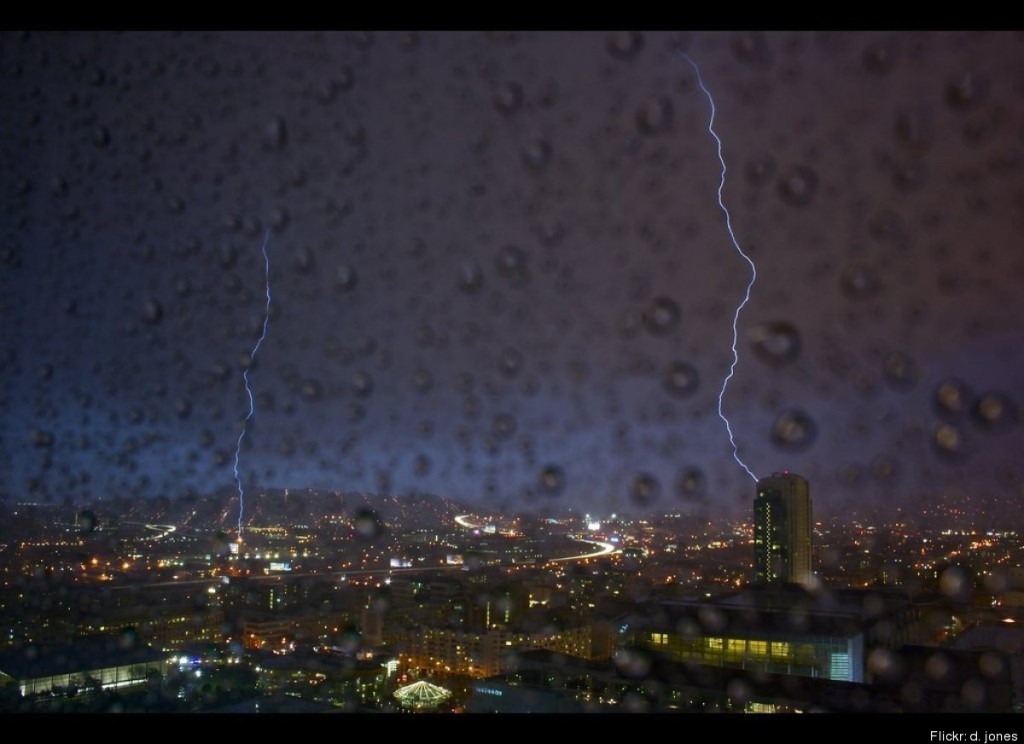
left=753, top=472, right=812, bottom=585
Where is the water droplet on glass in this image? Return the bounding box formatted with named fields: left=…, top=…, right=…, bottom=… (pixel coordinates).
left=498, top=347, right=523, bottom=377
left=31, top=428, right=55, bottom=448
left=836, top=462, right=863, bottom=486
left=862, top=40, right=898, bottom=75
left=294, top=246, right=315, bottom=274
left=882, top=352, right=918, bottom=390
left=264, top=116, right=288, bottom=151
left=894, top=108, right=932, bottom=153
left=636, top=97, right=673, bottom=135
left=463, top=395, right=481, bottom=420
left=776, top=165, right=818, bottom=207
left=336, top=264, right=359, bottom=292
left=539, top=465, right=565, bottom=496
left=933, top=423, right=963, bottom=459
left=268, top=206, right=289, bottom=231
left=351, top=370, right=373, bottom=397
left=840, top=264, right=881, bottom=300
left=771, top=410, right=818, bottom=451
left=751, top=321, right=801, bottom=366
left=142, top=298, right=163, bottom=325
left=978, top=652, right=1004, bottom=678
left=606, top=31, right=644, bottom=60
left=946, top=71, right=989, bottom=111
left=863, top=459, right=892, bottom=488
left=492, top=413, right=516, bottom=439
left=642, top=297, right=681, bottom=337
left=663, top=362, right=699, bottom=398
left=890, top=158, right=928, bottom=193
left=522, top=138, right=552, bottom=170
left=496, top=244, right=528, bottom=283
left=494, top=81, right=523, bottom=115
left=935, top=378, right=970, bottom=419
left=413, top=369, right=433, bottom=394
left=76, top=509, right=98, bottom=532
left=867, top=648, right=900, bottom=680
left=354, top=508, right=383, bottom=540
left=972, top=391, right=1015, bottom=429
left=925, top=652, right=952, bottom=681
left=50, top=176, right=68, bottom=197
left=939, top=566, right=969, bottom=600
left=726, top=678, right=753, bottom=705
left=629, top=473, right=661, bottom=507
left=744, top=153, right=776, bottom=187
left=676, top=467, right=706, bottom=500
left=455, top=372, right=474, bottom=393
left=301, top=378, right=322, bottom=401
left=457, top=261, right=484, bottom=293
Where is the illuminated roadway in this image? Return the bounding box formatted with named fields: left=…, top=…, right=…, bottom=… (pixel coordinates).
left=454, top=514, right=618, bottom=563
left=121, top=522, right=177, bottom=540
left=546, top=537, right=617, bottom=562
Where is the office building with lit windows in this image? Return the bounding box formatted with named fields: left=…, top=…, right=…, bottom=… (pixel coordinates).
left=754, top=471, right=812, bottom=586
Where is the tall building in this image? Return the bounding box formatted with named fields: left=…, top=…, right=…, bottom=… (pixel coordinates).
left=754, top=472, right=812, bottom=585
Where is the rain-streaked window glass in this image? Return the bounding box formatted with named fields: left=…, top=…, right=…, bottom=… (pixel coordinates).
left=0, top=30, right=1021, bottom=725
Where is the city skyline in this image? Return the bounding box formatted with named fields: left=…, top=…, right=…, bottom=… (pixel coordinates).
left=1, top=484, right=1021, bottom=714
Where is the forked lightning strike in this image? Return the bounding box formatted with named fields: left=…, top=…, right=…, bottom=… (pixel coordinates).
left=233, top=228, right=272, bottom=543
left=681, top=52, right=759, bottom=482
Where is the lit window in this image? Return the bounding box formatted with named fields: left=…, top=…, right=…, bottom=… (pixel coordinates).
left=771, top=642, right=790, bottom=658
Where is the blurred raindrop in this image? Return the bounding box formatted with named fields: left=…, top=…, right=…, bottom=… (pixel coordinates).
left=946, top=71, right=989, bottom=111
left=642, top=297, right=681, bottom=337
left=882, top=352, right=918, bottom=390
left=839, top=264, right=881, bottom=300
left=776, top=164, right=818, bottom=207
left=354, top=508, right=383, bottom=540
left=494, top=81, right=523, bottom=115
left=676, top=467, right=706, bottom=500
left=336, top=264, right=359, bottom=292
left=663, top=361, right=699, bottom=398
left=264, top=116, right=288, bottom=150
left=935, top=378, right=971, bottom=419
left=750, top=321, right=801, bottom=366
left=629, top=473, right=661, bottom=507
left=606, top=32, right=644, bottom=60
left=972, top=391, right=1015, bottom=430
left=933, top=423, right=964, bottom=459
left=771, top=410, right=818, bottom=451
left=863, top=39, right=899, bottom=74
left=636, top=97, right=673, bottom=135
left=744, top=153, right=776, bottom=187
left=351, top=371, right=373, bottom=397
left=539, top=464, right=565, bottom=496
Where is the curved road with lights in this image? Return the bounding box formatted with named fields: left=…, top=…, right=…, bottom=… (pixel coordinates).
left=454, top=514, right=618, bottom=562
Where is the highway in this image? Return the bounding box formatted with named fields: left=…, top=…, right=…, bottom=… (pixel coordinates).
left=454, top=514, right=619, bottom=563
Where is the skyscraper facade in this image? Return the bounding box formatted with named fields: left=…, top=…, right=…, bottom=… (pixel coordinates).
left=754, top=472, right=812, bottom=585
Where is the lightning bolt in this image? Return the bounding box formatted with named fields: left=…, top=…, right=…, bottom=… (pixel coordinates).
left=233, top=228, right=272, bottom=543
left=681, top=51, right=758, bottom=483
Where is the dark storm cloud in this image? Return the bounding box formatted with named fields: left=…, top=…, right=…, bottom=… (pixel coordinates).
left=1, top=31, right=1022, bottom=520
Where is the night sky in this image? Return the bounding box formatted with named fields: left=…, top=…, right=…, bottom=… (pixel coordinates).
left=2, top=31, right=1022, bottom=521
